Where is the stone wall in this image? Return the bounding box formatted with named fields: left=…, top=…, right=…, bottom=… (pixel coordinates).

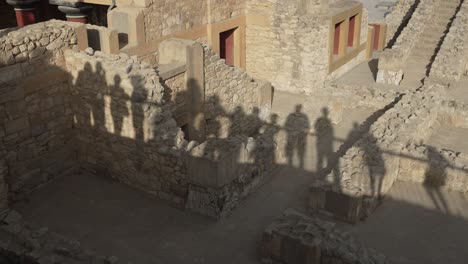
left=0, top=21, right=87, bottom=204
left=310, top=84, right=443, bottom=223
left=384, top=0, right=419, bottom=47
left=262, top=209, right=387, bottom=264
left=0, top=20, right=87, bottom=66
left=143, top=0, right=245, bottom=42
left=186, top=132, right=277, bottom=217
left=377, top=0, right=435, bottom=85
left=429, top=0, right=468, bottom=83
left=65, top=49, right=189, bottom=206
left=245, top=0, right=330, bottom=94
left=204, top=44, right=271, bottom=137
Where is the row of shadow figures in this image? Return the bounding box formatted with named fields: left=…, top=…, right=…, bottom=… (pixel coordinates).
left=75, top=62, right=454, bottom=214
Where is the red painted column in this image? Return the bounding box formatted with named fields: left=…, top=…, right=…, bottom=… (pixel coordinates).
left=7, top=0, right=40, bottom=27
left=58, top=5, right=92, bottom=24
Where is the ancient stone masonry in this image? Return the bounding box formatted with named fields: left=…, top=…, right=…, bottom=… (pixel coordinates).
left=0, top=209, right=119, bottom=264
left=377, top=0, right=436, bottom=85
left=246, top=0, right=331, bottom=94
left=65, top=49, right=189, bottom=206
left=0, top=20, right=87, bottom=66
left=398, top=99, right=468, bottom=192
left=310, top=84, right=443, bottom=223
left=384, top=0, right=418, bottom=46
left=0, top=20, right=87, bottom=203
left=186, top=132, right=277, bottom=218
left=143, top=0, right=245, bottom=42
left=429, top=0, right=468, bottom=84
left=204, top=44, right=272, bottom=138
left=261, top=209, right=387, bottom=264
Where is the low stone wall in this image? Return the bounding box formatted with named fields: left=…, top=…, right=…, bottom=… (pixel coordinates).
left=377, top=0, right=435, bottom=85
left=429, top=0, right=468, bottom=84
left=186, top=132, right=276, bottom=217
left=261, top=209, right=387, bottom=264
left=309, top=84, right=443, bottom=223
left=384, top=0, right=419, bottom=47
left=0, top=209, right=118, bottom=264
left=398, top=99, right=468, bottom=192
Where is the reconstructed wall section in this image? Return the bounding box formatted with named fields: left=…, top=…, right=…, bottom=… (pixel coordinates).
left=245, top=1, right=330, bottom=94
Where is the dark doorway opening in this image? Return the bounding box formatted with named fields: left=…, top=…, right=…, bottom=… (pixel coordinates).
left=333, top=21, right=343, bottom=55
left=220, top=28, right=236, bottom=66
left=348, top=15, right=357, bottom=47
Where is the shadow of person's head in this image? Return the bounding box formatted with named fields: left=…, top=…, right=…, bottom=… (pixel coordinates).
left=321, top=107, right=329, bottom=117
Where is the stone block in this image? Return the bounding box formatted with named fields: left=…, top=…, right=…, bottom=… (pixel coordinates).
left=86, top=25, right=119, bottom=54
left=108, top=7, right=145, bottom=48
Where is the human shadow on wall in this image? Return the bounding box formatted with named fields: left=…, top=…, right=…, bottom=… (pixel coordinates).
left=131, top=75, right=148, bottom=170
left=424, top=145, right=449, bottom=213
left=314, top=107, right=334, bottom=173
left=284, top=104, right=310, bottom=169
left=110, top=75, right=130, bottom=137
left=361, top=134, right=386, bottom=198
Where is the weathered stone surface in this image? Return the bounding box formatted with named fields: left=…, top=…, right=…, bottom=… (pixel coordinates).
left=0, top=209, right=118, bottom=264
left=262, top=209, right=387, bottom=264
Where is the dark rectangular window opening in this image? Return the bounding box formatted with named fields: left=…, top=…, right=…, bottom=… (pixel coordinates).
left=348, top=15, right=357, bottom=47
left=333, top=21, right=344, bottom=55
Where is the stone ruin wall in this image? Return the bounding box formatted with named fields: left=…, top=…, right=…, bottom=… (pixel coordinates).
left=311, top=84, right=444, bottom=222
left=143, top=0, right=245, bottom=43
left=0, top=21, right=87, bottom=206
left=429, top=0, right=468, bottom=83
left=65, top=50, right=189, bottom=206
left=204, top=44, right=271, bottom=138
left=384, top=0, right=418, bottom=45
left=0, top=20, right=274, bottom=215
left=245, top=0, right=330, bottom=95
left=398, top=99, right=468, bottom=192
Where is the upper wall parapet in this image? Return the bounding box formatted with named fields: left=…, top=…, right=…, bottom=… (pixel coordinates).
left=0, top=20, right=88, bottom=68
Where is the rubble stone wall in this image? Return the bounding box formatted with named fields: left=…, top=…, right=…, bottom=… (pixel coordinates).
left=245, top=0, right=330, bottom=94
left=186, top=133, right=277, bottom=218
left=65, top=50, right=189, bottom=206
left=398, top=100, right=468, bottom=192
left=377, top=0, right=436, bottom=85
left=143, top=0, right=245, bottom=42
left=311, top=84, right=443, bottom=222
left=429, top=0, right=468, bottom=83
left=204, top=44, right=271, bottom=137
left=0, top=21, right=86, bottom=204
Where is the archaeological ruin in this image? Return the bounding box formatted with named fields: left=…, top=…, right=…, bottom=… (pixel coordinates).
left=0, top=0, right=467, bottom=263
